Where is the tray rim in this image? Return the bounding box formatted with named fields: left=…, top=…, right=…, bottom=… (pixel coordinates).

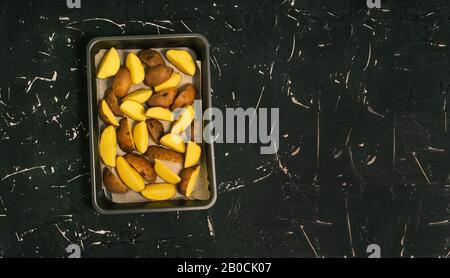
left=86, top=33, right=217, bottom=214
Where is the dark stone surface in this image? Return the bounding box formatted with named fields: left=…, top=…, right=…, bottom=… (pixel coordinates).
left=0, top=0, right=449, bottom=257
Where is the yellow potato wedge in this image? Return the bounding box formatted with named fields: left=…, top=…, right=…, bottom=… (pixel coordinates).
left=133, top=121, right=149, bottom=154
left=179, top=166, right=200, bottom=198
left=123, top=153, right=156, bottom=183
left=116, top=156, right=145, bottom=192
left=97, top=47, right=120, bottom=78
left=117, top=118, right=135, bottom=153
left=154, top=72, right=181, bottom=92
left=166, top=49, right=196, bottom=76
left=120, top=100, right=146, bottom=121
left=99, top=125, right=117, bottom=167
left=185, top=141, right=201, bottom=168
left=160, top=133, right=186, bottom=153
left=103, top=168, right=128, bottom=193
left=171, top=105, right=194, bottom=134
left=145, top=107, right=174, bottom=122
left=125, top=52, right=145, bottom=84
left=98, top=100, right=119, bottom=126
left=145, top=145, right=184, bottom=163
left=123, top=89, right=153, bottom=104
left=141, top=183, right=176, bottom=201
left=154, top=159, right=181, bottom=184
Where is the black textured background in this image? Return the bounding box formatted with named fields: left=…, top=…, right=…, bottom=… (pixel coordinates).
left=0, top=0, right=449, bottom=258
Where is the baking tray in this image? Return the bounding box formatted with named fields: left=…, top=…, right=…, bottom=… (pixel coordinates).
left=86, top=34, right=216, bottom=214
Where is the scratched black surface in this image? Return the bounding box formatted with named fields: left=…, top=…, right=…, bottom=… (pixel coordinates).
left=0, top=0, right=449, bottom=258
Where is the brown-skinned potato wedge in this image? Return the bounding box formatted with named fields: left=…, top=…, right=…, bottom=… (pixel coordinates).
left=103, top=168, right=128, bottom=193
left=117, top=118, right=135, bottom=153
left=146, top=119, right=164, bottom=144
left=145, top=145, right=184, bottom=163
left=137, top=49, right=165, bottom=67
left=144, top=64, right=173, bottom=87
left=112, top=67, right=131, bottom=97
left=104, top=88, right=122, bottom=116
left=123, top=153, right=156, bottom=183
left=146, top=87, right=177, bottom=108
left=171, top=83, right=196, bottom=110
left=179, top=166, right=200, bottom=197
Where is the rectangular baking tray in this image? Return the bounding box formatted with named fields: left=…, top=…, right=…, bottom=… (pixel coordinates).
left=86, top=34, right=217, bottom=214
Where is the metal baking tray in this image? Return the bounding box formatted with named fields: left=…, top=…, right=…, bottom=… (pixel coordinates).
left=86, top=34, right=216, bottom=214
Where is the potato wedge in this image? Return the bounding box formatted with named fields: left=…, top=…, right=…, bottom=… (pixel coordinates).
left=123, top=89, right=152, bottom=104
left=146, top=87, right=177, bottom=109
left=111, top=67, right=131, bottom=97
left=116, top=156, right=145, bottom=192
left=185, top=141, right=201, bottom=168
left=104, top=88, right=122, bottom=116
left=154, top=72, right=181, bottom=92
left=141, top=183, right=176, bottom=201
left=120, top=100, right=146, bottom=121
left=145, top=145, right=184, bottom=163
left=99, top=125, right=117, bottom=167
left=171, top=105, right=194, bottom=134
left=144, top=64, right=173, bottom=87
left=133, top=121, right=148, bottom=154
left=137, top=49, right=165, bottom=67
left=154, top=159, right=181, bottom=184
left=179, top=166, right=200, bottom=197
left=97, top=47, right=120, bottom=79
left=166, top=49, right=196, bottom=76
left=117, top=118, right=135, bottom=153
left=171, top=83, right=196, bottom=110
left=103, top=168, right=128, bottom=193
left=146, top=119, right=164, bottom=144
left=145, top=107, right=174, bottom=122
left=160, top=133, right=186, bottom=153
left=98, top=100, right=119, bottom=126
left=124, top=153, right=156, bottom=183
left=126, top=52, right=145, bottom=84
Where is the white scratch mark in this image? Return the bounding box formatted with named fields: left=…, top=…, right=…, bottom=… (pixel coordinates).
left=412, top=152, right=431, bottom=185
left=2, top=166, right=47, bottom=181
left=25, top=71, right=57, bottom=93
left=300, top=225, right=319, bottom=258
left=286, top=34, right=296, bottom=62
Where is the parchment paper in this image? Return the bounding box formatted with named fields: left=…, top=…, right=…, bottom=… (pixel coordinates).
left=95, top=48, right=210, bottom=203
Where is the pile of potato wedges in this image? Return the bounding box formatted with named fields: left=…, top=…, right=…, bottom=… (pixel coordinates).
left=97, top=47, right=202, bottom=201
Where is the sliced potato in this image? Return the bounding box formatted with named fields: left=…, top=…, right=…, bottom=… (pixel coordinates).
left=126, top=52, right=145, bottom=84
left=179, top=166, right=200, bottom=197
left=146, top=87, right=177, bottom=109
left=137, top=49, right=165, bottom=67
left=145, top=145, right=184, bottom=163
left=145, top=107, right=174, bottom=122
left=141, top=183, right=176, bottom=201
left=104, top=89, right=122, bottom=116
left=97, top=47, right=120, bottom=79
left=166, top=49, right=196, bottom=76
left=112, top=67, right=131, bottom=97
left=123, top=153, right=156, bottom=183
left=123, top=89, right=153, bottom=104
left=160, top=133, right=186, bottom=153
left=171, top=105, right=194, bottom=134
left=146, top=119, right=164, bottom=144
left=185, top=141, right=201, bottom=168
left=117, top=118, right=135, bottom=153
left=171, top=83, right=196, bottom=110
left=99, top=125, right=117, bottom=167
left=154, top=159, right=181, bottom=184
left=133, top=121, right=149, bottom=154
left=145, top=64, right=173, bottom=87
left=120, top=100, right=146, bottom=121
left=154, top=72, right=181, bottom=92
left=103, top=168, right=128, bottom=193
left=99, top=100, right=119, bottom=126
left=116, top=156, right=145, bottom=192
